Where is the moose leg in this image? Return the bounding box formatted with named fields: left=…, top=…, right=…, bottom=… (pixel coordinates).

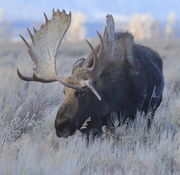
left=144, top=95, right=163, bottom=128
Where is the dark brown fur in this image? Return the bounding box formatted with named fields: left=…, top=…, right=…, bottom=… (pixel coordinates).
left=55, top=32, right=164, bottom=138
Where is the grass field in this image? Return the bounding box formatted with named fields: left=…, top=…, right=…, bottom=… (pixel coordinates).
left=0, top=39, right=180, bottom=175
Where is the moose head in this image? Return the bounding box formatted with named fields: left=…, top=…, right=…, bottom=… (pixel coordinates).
left=17, top=9, right=117, bottom=137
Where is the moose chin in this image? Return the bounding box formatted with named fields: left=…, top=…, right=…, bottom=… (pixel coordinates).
left=17, top=9, right=164, bottom=138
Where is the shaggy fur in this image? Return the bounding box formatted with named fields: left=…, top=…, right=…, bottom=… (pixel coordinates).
left=55, top=32, right=164, bottom=137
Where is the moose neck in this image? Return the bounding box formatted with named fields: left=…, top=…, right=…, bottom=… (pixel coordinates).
left=94, top=60, right=132, bottom=118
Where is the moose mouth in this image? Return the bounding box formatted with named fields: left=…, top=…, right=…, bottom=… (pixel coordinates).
left=55, top=120, right=77, bottom=138
left=56, top=130, right=72, bottom=138
left=55, top=116, right=92, bottom=138
left=56, top=126, right=75, bottom=138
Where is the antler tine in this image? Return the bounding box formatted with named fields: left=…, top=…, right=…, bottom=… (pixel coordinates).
left=85, top=39, right=98, bottom=71
left=18, top=68, right=51, bottom=83
left=103, top=26, right=108, bottom=39
left=27, top=28, right=34, bottom=44
left=33, top=27, right=37, bottom=34
left=96, top=31, right=104, bottom=53
left=17, top=68, right=56, bottom=82
left=17, top=68, right=35, bottom=81
left=52, top=8, right=56, bottom=16
left=85, top=80, right=101, bottom=101
left=105, top=15, right=115, bottom=41
left=43, top=13, right=48, bottom=22
left=19, top=35, right=30, bottom=48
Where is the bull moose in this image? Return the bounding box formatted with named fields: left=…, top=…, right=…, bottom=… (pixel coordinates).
left=17, top=9, right=164, bottom=138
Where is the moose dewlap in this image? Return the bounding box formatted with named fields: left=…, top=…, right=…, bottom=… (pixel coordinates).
left=17, top=9, right=164, bottom=138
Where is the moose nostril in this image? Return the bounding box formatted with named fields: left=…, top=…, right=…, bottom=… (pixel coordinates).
left=56, top=128, right=70, bottom=138
left=55, top=119, right=76, bottom=138
left=56, top=131, right=62, bottom=137
left=56, top=128, right=63, bottom=137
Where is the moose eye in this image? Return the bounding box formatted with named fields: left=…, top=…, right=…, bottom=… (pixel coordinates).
left=75, top=90, right=86, bottom=97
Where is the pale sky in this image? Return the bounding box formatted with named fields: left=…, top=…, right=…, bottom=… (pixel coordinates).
left=0, top=0, right=179, bottom=21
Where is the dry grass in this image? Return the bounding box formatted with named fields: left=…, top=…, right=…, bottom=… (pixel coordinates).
left=0, top=39, right=180, bottom=175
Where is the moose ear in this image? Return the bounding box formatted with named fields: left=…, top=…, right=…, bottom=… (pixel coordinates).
left=117, top=32, right=135, bottom=66
left=124, top=33, right=134, bottom=64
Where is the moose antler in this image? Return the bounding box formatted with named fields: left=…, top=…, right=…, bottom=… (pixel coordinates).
left=17, top=9, right=82, bottom=89
left=82, top=15, right=115, bottom=100
left=85, top=15, right=115, bottom=80
left=17, top=11, right=116, bottom=101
